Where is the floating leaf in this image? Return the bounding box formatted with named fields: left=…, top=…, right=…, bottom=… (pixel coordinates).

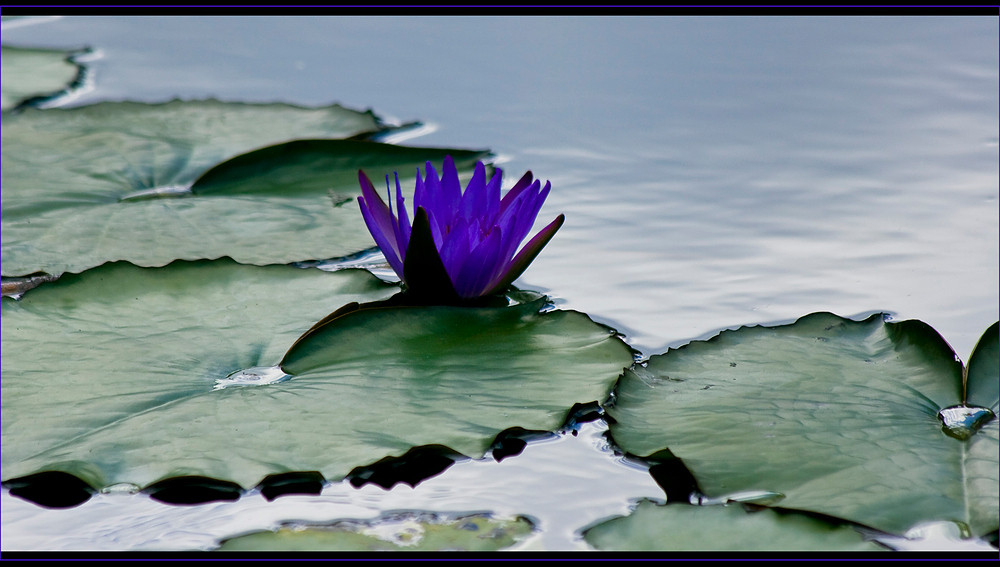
left=966, top=321, right=998, bottom=411
left=606, top=313, right=999, bottom=536
left=1, top=260, right=396, bottom=493
left=1, top=45, right=84, bottom=111
left=1, top=99, right=487, bottom=277
left=217, top=512, right=534, bottom=551
left=583, top=500, right=885, bottom=551
left=275, top=297, right=634, bottom=464
left=1, top=259, right=632, bottom=496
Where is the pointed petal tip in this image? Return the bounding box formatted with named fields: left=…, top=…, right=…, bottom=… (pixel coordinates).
left=483, top=213, right=565, bottom=297
left=514, top=170, right=534, bottom=189
left=358, top=169, right=375, bottom=188
left=531, top=214, right=565, bottom=246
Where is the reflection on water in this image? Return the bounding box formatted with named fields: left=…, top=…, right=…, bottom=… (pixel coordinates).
left=2, top=15, right=996, bottom=551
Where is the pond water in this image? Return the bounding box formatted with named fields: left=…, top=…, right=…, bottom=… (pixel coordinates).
left=2, top=15, right=997, bottom=552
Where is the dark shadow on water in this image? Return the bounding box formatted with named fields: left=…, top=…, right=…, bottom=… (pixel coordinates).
left=346, top=445, right=467, bottom=490
left=144, top=476, right=243, bottom=505
left=489, top=428, right=558, bottom=463
left=2, top=471, right=95, bottom=508
left=3, top=403, right=616, bottom=507
left=257, top=471, right=325, bottom=501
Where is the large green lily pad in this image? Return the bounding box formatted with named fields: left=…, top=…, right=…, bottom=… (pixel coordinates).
left=1, top=99, right=487, bottom=277
left=1, top=259, right=632, bottom=492
left=1, top=45, right=84, bottom=111
left=275, top=297, right=634, bottom=465
left=1, top=260, right=395, bottom=490
left=606, top=312, right=999, bottom=536
left=217, top=512, right=534, bottom=551
left=583, top=500, right=885, bottom=551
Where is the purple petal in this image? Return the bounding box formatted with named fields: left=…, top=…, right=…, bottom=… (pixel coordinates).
left=362, top=159, right=562, bottom=301
left=494, top=179, right=541, bottom=262
left=357, top=171, right=404, bottom=278
left=495, top=179, right=538, bottom=228
left=419, top=162, right=445, bottom=234
left=500, top=170, right=534, bottom=213
left=423, top=160, right=461, bottom=239
left=440, top=155, right=463, bottom=216
left=483, top=168, right=502, bottom=226
left=413, top=167, right=428, bottom=211
left=484, top=214, right=565, bottom=296
left=513, top=180, right=552, bottom=248
left=393, top=172, right=411, bottom=252
left=358, top=196, right=404, bottom=280
left=460, top=161, right=487, bottom=223
left=422, top=206, right=445, bottom=250
left=436, top=215, right=471, bottom=281
left=454, top=228, right=503, bottom=298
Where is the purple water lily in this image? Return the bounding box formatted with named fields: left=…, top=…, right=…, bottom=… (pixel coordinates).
left=357, top=156, right=564, bottom=302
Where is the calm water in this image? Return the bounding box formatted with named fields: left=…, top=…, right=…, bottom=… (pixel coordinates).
left=2, top=15, right=997, bottom=551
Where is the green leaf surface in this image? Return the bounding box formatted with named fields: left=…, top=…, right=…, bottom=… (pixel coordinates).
left=1, top=259, right=632, bottom=491
left=277, top=295, right=634, bottom=466
left=966, top=321, right=999, bottom=411
left=1, top=260, right=396, bottom=490
left=583, top=500, right=885, bottom=551
left=217, top=513, right=534, bottom=551
left=1, top=99, right=486, bottom=277
left=606, top=312, right=999, bottom=536
left=1, top=45, right=83, bottom=111
left=192, top=139, right=484, bottom=198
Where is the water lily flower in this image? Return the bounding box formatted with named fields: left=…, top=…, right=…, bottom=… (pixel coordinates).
left=357, top=156, right=564, bottom=302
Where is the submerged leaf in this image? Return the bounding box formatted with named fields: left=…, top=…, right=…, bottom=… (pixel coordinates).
left=217, top=513, right=534, bottom=551
left=583, top=500, right=885, bottom=551
left=606, top=313, right=999, bottom=536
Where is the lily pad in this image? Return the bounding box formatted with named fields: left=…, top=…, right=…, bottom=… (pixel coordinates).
left=1, top=45, right=85, bottom=111
left=217, top=512, right=534, bottom=551
left=1, top=259, right=395, bottom=492
left=276, top=296, right=634, bottom=464
left=1, top=99, right=487, bottom=277
left=606, top=313, right=1000, bottom=536
left=1, top=259, right=632, bottom=495
left=583, top=500, right=885, bottom=551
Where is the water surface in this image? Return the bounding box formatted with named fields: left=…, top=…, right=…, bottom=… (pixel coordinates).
left=2, top=15, right=997, bottom=551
